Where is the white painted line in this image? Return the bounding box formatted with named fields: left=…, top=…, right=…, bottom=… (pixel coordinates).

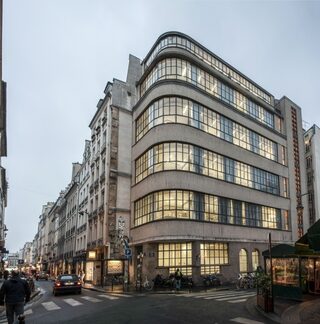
left=228, top=299, right=247, bottom=303
left=203, top=292, right=255, bottom=300
left=24, top=309, right=33, bottom=315
left=215, top=293, right=256, bottom=301
left=42, top=301, right=61, bottom=311
left=109, top=293, right=133, bottom=298
left=63, top=298, right=83, bottom=306
left=230, top=317, right=264, bottom=324
left=81, top=296, right=102, bottom=303
left=98, top=294, right=119, bottom=300
left=194, top=290, right=250, bottom=298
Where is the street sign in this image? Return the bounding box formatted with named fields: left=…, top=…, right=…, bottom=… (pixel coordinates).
left=18, top=259, right=24, bottom=265
left=124, top=248, right=132, bottom=258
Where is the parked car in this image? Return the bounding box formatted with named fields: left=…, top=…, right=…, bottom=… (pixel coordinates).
left=36, top=271, right=49, bottom=281
left=53, top=274, right=82, bottom=296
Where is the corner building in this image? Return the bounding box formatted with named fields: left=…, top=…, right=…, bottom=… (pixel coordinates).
left=130, top=32, right=308, bottom=283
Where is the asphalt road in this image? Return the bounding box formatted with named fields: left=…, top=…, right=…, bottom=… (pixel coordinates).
left=1, top=281, right=275, bottom=324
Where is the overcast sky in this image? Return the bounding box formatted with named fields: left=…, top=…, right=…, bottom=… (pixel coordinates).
left=3, top=0, right=320, bottom=253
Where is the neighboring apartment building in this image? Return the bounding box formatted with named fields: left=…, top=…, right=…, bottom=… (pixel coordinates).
left=130, top=32, right=308, bottom=283
left=37, top=203, right=54, bottom=271
left=22, top=242, right=32, bottom=265
left=85, top=56, right=140, bottom=285
left=304, top=124, right=320, bottom=226
left=75, top=140, right=91, bottom=274
left=63, top=163, right=81, bottom=274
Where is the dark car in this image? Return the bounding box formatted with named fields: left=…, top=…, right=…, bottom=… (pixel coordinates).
left=36, top=271, right=49, bottom=281
left=53, top=274, right=82, bottom=296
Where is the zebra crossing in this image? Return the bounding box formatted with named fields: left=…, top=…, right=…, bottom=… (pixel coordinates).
left=175, top=289, right=256, bottom=304
left=0, top=293, right=133, bottom=322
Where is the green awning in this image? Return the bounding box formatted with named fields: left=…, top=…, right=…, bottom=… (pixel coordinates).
left=296, top=219, right=320, bottom=253
left=262, top=244, right=295, bottom=258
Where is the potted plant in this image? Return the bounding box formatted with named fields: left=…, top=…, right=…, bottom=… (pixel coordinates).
left=256, top=272, right=273, bottom=312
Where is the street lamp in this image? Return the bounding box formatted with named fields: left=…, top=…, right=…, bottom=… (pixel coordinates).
left=137, top=252, right=144, bottom=291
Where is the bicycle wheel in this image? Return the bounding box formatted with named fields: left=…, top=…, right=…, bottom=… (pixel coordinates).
left=144, top=281, right=153, bottom=291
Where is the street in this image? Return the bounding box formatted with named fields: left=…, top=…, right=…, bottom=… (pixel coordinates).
left=0, top=281, right=274, bottom=324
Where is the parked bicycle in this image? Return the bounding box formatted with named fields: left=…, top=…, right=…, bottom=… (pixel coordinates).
left=236, top=272, right=256, bottom=289
left=202, top=274, right=221, bottom=288
left=153, top=274, right=174, bottom=290
left=135, top=276, right=153, bottom=291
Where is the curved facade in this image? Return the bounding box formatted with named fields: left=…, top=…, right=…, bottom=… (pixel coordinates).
left=131, top=32, right=308, bottom=282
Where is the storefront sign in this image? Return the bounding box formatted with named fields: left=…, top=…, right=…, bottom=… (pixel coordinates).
left=88, top=251, right=96, bottom=259
left=107, top=260, right=123, bottom=274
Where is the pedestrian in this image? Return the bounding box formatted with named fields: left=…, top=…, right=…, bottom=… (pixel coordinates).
left=3, top=270, right=8, bottom=280
left=0, top=270, right=31, bottom=324
left=174, top=268, right=183, bottom=291
left=81, top=271, right=85, bottom=284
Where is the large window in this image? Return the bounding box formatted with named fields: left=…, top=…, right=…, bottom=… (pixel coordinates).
left=134, top=190, right=288, bottom=231
left=140, top=58, right=275, bottom=129
left=239, top=249, right=248, bottom=273
left=135, top=97, right=278, bottom=162
left=158, top=243, right=192, bottom=275
left=135, top=142, right=280, bottom=195
left=144, top=35, right=272, bottom=106
left=201, top=243, right=229, bottom=275
left=252, top=249, right=260, bottom=271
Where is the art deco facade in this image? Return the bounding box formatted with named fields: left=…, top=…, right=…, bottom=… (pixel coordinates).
left=27, top=32, right=310, bottom=286
left=130, top=32, right=308, bottom=282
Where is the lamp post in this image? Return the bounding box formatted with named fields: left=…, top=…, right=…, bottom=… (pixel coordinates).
left=137, top=252, right=144, bottom=292
left=268, top=232, right=274, bottom=312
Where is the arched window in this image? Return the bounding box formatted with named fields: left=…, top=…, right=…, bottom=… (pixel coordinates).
left=239, top=249, right=248, bottom=273
left=252, top=249, right=260, bottom=271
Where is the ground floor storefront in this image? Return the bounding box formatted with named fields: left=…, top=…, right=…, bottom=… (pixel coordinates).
left=130, top=240, right=269, bottom=285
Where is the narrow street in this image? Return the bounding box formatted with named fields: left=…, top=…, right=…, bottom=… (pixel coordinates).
left=0, top=281, right=274, bottom=324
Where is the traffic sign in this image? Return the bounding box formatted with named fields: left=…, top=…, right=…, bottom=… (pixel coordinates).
left=18, top=259, right=24, bottom=265
left=124, top=248, right=132, bottom=258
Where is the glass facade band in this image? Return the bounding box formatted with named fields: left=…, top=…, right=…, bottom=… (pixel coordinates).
left=134, top=190, right=288, bottom=230
left=200, top=243, right=229, bottom=275
left=140, top=58, right=275, bottom=130
left=158, top=242, right=192, bottom=275
left=135, top=142, right=280, bottom=195
left=136, top=97, right=278, bottom=162
left=145, top=35, right=271, bottom=105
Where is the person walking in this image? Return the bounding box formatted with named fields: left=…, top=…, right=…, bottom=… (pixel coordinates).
left=174, top=268, right=183, bottom=291
left=0, top=270, right=31, bottom=324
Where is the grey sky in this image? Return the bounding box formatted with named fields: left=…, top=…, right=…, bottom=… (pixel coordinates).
left=3, top=0, right=320, bottom=252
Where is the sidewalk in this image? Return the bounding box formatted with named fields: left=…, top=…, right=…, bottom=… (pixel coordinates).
left=247, top=294, right=320, bottom=324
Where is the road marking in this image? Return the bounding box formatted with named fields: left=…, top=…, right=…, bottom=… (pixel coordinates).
left=196, top=290, right=253, bottom=299
left=98, top=294, right=119, bottom=300
left=110, top=293, right=133, bottom=298
left=228, top=299, right=248, bottom=303
left=230, top=317, right=264, bottom=324
left=210, top=293, right=256, bottom=301
left=42, top=301, right=61, bottom=311
left=81, top=296, right=102, bottom=303
left=25, top=309, right=33, bottom=315
left=63, top=298, right=83, bottom=306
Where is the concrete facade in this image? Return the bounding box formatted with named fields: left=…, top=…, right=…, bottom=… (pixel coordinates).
left=130, top=32, right=308, bottom=283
